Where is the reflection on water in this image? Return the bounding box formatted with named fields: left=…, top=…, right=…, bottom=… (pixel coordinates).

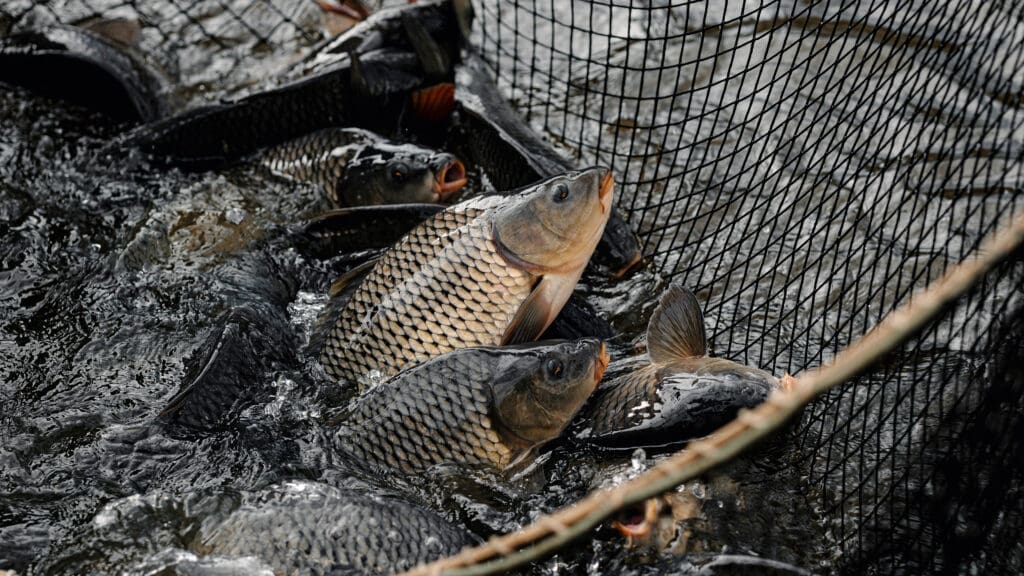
left=2, top=0, right=1024, bottom=574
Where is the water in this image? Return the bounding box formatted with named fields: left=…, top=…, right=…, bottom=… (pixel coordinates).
left=2, top=0, right=1024, bottom=573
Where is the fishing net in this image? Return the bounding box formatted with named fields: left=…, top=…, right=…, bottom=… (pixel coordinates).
left=470, top=1, right=1024, bottom=573
left=3, top=0, right=1024, bottom=574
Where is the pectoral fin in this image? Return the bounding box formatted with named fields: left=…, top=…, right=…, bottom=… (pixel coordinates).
left=501, top=274, right=577, bottom=345
left=502, top=281, right=549, bottom=345
left=646, top=284, right=707, bottom=364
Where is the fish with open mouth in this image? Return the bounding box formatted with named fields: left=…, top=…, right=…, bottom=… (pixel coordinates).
left=333, top=339, right=609, bottom=473
left=260, top=127, right=467, bottom=206
left=581, top=284, right=795, bottom=449
left=319, top=167, right=614, bottom=388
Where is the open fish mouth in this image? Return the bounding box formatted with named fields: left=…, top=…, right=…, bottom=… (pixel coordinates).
left=434, top=158, right=467, bottom=200
left=611, top=499, right=660, bottom=540
left=315, top=0, right=370, bottom=20
left=594, top=342, right=610, bottom=382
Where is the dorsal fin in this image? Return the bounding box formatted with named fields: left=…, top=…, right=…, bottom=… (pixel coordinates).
left=646, top=284, right=707, bottom=364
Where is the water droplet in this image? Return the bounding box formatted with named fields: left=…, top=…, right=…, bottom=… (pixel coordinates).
left=691, top=482, right=706, bottom=499
left=361, top=369, right=383, bottom=388
left=630, top=448, right=647, bottom=471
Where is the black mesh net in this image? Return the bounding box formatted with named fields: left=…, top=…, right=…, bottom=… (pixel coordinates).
left=3, top=0, right=1024, bottom=573
left=465, top=1, right=1024, bottom=573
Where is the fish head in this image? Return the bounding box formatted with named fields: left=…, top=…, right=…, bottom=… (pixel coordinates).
left=492, top=338, right=609, bottom=446
left=612, top=492, right=700, bottom=553
left=338, top=141, right=467, bottom=205
left=493, top=167, right=614, bottom=274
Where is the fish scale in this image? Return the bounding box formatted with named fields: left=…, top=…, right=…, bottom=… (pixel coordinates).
left=321, top=195, right=535, bottom=387
left=260, top=129, right=364, bottom=195
left=201, top=487, right=472, bottom=575
left=336, top=347, right=515, bottom=472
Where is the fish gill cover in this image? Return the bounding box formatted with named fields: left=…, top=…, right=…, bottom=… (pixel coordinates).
left=0, top=0, right=1022, bottom=575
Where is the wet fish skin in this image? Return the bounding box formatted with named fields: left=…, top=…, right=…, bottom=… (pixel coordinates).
left=287, top=0, right=460, bottom=81
left=320, top=167, right=613, bottom=388
left=448, top=52, right=644, bottom=277
left=261, top=127, right=466, bottom=206
left=126, top=49, right=423, bottom=169
left=586, top=358, right=778, bottom=448
left=583, top=284, right=781, bottom=449
left=200, top=484, right=474, bottom=575
left=0, top=25, right=168, bottom=123
left=334, top=339, right=607, bottom=473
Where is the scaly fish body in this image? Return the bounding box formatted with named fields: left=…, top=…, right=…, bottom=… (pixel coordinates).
left=583, top=284, right=783, bottom=448
left=261, top=127, right=466, bottom=206
left=199, top=483, right=473, bottom=575
left=321, top=167, right=614, bottom=388
left=334, top=339, right=608, bottom=473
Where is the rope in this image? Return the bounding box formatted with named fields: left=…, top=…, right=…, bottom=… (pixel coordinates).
left=400, top=209, right=1024, bottom=576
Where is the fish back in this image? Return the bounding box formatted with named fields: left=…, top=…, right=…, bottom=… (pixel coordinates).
left=321, top=196, right=534, bottom=387
left=336, top=348, right=514, bottom=472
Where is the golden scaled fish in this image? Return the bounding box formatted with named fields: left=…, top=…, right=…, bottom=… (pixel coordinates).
left=320, top=167, right=614, bottom=389
left=334, top=339, right=610, bottom=473
left=260, top=127, right=466, bottom=206
left=582, top=284, right=795, bottom=449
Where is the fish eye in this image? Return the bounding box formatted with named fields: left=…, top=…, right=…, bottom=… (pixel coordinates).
left=545, top=358, right=564, bottom=379
left=389, top=161, right=409, bottom=183
left=552, top=183, right=570, bottom=203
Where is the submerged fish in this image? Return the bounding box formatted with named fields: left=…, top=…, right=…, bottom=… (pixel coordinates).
left=198, top=482, right=474, bottom=575
left=334, top=339, right=609, bottom=473
left=0, top=24, right=168, bottom=123
left=125, top=2, right=460, bottom=167
left=260, top=127, right=466, bottom=206
left=320, top=167, right=614, bottom=388
left=582, top=284, right=791, bottom=448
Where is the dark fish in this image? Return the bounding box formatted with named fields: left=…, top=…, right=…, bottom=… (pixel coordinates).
left=320, top=167, right=614, bottom=388
left=125, top=2, right=460, bottom=168
left=198, top=482, right=475, bottom=575
left=0, top=24, right=167, bottom=122
left=260, top=127, right=466, bottom=206
left=448, top=52, right=644, bottom=278
left=582, top=284, right=791, bottom=449
left=334, top=339, right=609, bottom=473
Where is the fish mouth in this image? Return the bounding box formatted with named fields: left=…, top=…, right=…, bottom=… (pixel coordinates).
left=315, top=0, right=369, bottom=20
left=611, top=499, right=659, bottom=540
left=594, top=342, right=610, bottom=383
left=434, top=158, right=467, bottom=201
left=598, top=172, right=614, bottom=214
left=610, top=251, right=644, bottom=279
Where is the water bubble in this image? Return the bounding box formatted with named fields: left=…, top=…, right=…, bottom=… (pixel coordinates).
left=630, top=448, right=647, bottom=471
left=690, top=482, right=706, bottom=499
left=361, top=369, right=384, bottom=388
left=224, top=207, right=246, bottom=225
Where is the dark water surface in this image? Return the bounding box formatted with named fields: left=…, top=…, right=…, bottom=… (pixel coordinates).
left=3, top=0, right=1024, bottom=574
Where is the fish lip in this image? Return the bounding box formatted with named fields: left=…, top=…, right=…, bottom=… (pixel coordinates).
left=434, top=158, right=467, bottom=200
left=594, top=342, right=610, bottom=383
left=612, top=499, right=660, bottom=541
left=598, top=172, right=614, bottom=214
left=610, top=251, right=644, bottom=279
left=315, top=0, right=369, bottom=19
